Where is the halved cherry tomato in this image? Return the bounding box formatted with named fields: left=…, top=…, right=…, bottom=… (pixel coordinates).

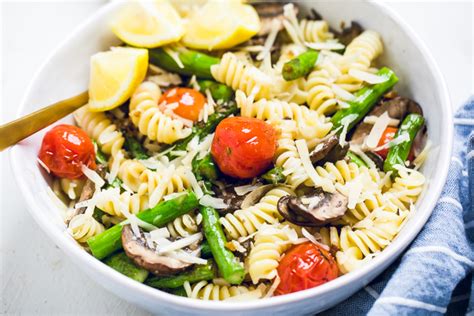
left=211, top=117, right=276, bottom=179
left=374, top=127, right=398, bottom=159
left=38, top=124, right=96, bottom=179
left=375, top=127, right=414, bottom=160
left=275, top=242, right=339, bottom=296
left=159, top=87, right=206, bottom=122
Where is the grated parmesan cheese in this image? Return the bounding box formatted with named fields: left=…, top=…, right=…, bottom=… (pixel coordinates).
left=338, top=114, right=358, bottom=147
left=199, top=195, right=229, bottom=209
left=348, top=69, right=388, bottom=84
left=107, top=150, right=123, bottom=184
left=264, top=276, right=280, bottom=298
left=331, top=84, right=356, bottom=101
left=364, top=115, right=400, bottom=127
left=37, top=158, right=50, bottom=173
left=157, top=232, right=203, bottom=254
left=305, top=41, right=345, bottom=51
left=373, top=132, right=410, bottom=152
left=365, top=112, right=391, bottom=149
left=234, top=183, right=263, bottom=196
left=256, top=19, right=281, bottom=61
left=413, top=140, right=432, bottom=170
left=295, top=139, right=335, bottom=193
left=163, top=46, right=184, bottom=68
left=81, top=164, right=105, bottom=188
left=301, top=228, right=330, bottom=251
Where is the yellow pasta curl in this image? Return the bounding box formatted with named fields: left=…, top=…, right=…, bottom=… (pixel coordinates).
left=300, top=19, right=334, bottom=43
left=220, top=186, right=293, bottom=240
left=167, top=213, right=200, bottom=239
left=68, top=214, right=105, bottom=243
left=184, top=281, right=263, bottom=301
left=211, top=52, right=271, bottom=100
left=95, top=188, right=148, bottom=218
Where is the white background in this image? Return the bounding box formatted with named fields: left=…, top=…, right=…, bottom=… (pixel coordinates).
left=1, top=1, right=473, bottom=315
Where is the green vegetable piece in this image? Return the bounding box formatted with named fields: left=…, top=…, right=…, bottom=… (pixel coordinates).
left=200, top=206, right=245, bottom=285
left=347, top=151, right=367, bottom=167
left=282, top=49, right=319, bottom=81
left=383, top=113, right=425, bottom=175
left=92, top=207, right=107, bottom=223
left=108, top=177, right=122, bottom=189
left=167, top=287, right=187, bottom=297
left=262, top=166, right=285, bottom=184
left=197, top=80, right=234, bottom=102
left=201, top=240, right=212, bottom=259
left=192, top=153, right=218, bottom=182
left=149, top=48, right=220, bottom=79
left=104, top=252, right=149, bottom=283
left=87, top=191, right=199, bottom=259
left=124, top=135, right=149, bottom=160
left=146, top=260, right=216, bottom=289
left=331, top=67, right=399, bottom=133
left=93, top=141, right=108, bottom=165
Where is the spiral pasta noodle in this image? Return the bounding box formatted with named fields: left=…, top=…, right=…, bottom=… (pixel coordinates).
left=220, top=186, right=294, bottom=240
left=339, top=31, right=383, bottom=73
left=386, top=166, right=425, bottom=205
left=305, top=60, right=342, bottom=114
left=320, top=208, right=408, bottom=273
left=236, top=90, right=332, bottom=140
left=95, top=188, right=148, bottom=218
left=74, top=107, right=125, bottom=156
left=211, top=52, right=272, bottom=100
left=167, top=213, right=200, bottom=239
left=300, top=19, right=334, bottom=43
left=247, top=224, right=298, bottom=284
left=184, top=281, right=262, bottom=301
left=129, top=81, right=192, bottom=144
left=58, top=178, right=85, bottom=200
left=68, top=213, right=105, bottom=243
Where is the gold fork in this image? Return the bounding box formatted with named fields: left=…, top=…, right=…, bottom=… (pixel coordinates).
left=0, top=91, right=89, bottom=151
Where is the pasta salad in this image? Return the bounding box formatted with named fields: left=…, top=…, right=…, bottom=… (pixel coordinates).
left=38, top=1, right=429, bottom=301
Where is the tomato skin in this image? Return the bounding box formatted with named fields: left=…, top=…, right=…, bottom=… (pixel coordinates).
left=159, top=87, right=206, bottom=122
left=38, top=124, right=96, bottom=179
left=211, top=117, right=276, bottom=179
left=275, top=242, right=339, bottom=296
left=374, top=127, right=398, bottom=159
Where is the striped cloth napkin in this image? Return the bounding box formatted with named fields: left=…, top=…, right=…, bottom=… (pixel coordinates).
left=324, top=98, right=474, bottom=315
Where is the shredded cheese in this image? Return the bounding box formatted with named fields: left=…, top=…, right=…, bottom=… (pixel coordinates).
left=364, top=115, right=400, bottom=126
left=305, top=41, right=345, bottom=51
left=348, top=69, right=388, bottom=84
left=158, top=232, right=203, bottom=254
left=234, top=183, right=263, bottom=196
left=365, top=112, right=391, bottom=149
left=331, top=84, right=356, bottom=101
left=107, top=150, right=123, bottom=184
left=163, top=46, right=184, bottom=69
left=257, top=19, right=281, bottom=61
left=373, top=132, right=410, bottom=152
left=295, top=139, right=335, bottom=193
left=81, top=165, right=105, bottom=188
left=184, top=169, right=204, bottom=199
left=199, top=195, right=229, bottom=209
left=339, top=114, right=358, bottom=147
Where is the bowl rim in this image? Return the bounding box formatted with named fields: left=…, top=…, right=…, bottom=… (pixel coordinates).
left=10, top=0, right=453, bottom=311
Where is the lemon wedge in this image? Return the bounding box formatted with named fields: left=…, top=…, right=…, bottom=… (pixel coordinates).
left=110, top=0, right=184, bottom=48
left=182, top=2, right=261, bottom=50
left=88, top=47, right=148, bottom=112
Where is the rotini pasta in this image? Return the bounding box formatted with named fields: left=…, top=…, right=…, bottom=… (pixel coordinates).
left=220, top=186, right=294, bottom=240
left=95, top=187, right=148, bottom=218
left=338, top=30, right=383, bottom=74
left=211, top=52, right=272, bottom=100
left=167, top=213, right=200, bottom=239
left=129, top=81, right=192, bottom=144
left=184, top=281, right=263, bottom=301
left=306, top=59, right=342, bottom=114
left=300, top=19, right=334, bottom=43
left=236, top=90, right=332, bottom=140
left=58, top=178, right=85, bottom=200
left=247, top=224, right=298, bottom=284
left=68, top=213, right=105, bottom=243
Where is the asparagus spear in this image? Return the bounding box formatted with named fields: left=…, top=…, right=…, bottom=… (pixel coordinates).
left=331, top=67, right=399, bottom=132
left=347, top=151, right=368, bottom=167
left=167, top=287, right=187, bottom=297
left=192, top=153, right=218, bottom=182
left=282, top=50, right=319, bottom=81
left=200, top=206, right=245, bottom=285
left=104, top=252, right=149, bottom=283
left=149, top=48, right=220, bottom=79
left=87, top=191, right=199, bottom=259
left=146, top=260, right=216, bottom=289
left=384, top=113, right=424, bottom=175
left=201, top=240, right=212, bottom=259
left=262, top=166, right=285, bottom=184
left=124, top=135, right=149, bottom=160
left=197, top=80, right=234, bottom=102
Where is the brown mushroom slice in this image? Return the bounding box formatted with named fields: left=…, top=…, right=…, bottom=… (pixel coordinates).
left=122, top=225, right=192, bottom=276
left=309, top=135, right=349, bottom=165
left=277, top=191, right=348, bottom=226
left=334, top=21, right=364, bottom=46
left=240, top=184, right=276, bottom=209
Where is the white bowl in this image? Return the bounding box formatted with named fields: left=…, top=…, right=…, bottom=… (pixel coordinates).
left=11, top=1, right=452, bottom=315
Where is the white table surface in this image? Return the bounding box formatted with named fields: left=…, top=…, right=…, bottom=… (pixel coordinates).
left=1, top=1, right=472, bottom=315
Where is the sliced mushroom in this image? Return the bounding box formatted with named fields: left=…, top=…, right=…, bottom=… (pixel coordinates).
left=122, top=225, right=192, bottom=276
left=277, top=190, right=348, bottom=226
left=213, top=179, right=267, bottom=214
left=334, top=21, right=364, bottom=46
left=365, top=151, right=384, bottom=170
left=240, top=184, right=275, bottom=209
left=309, top=135, right=349, bottom=165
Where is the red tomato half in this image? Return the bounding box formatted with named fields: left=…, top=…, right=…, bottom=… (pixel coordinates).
left=211, top=117, right=276, bottom=179
left=275, top=242, right=339, bottom=296
left=38, top=124, right=96, bottom=179
left=374, top=127, right=398, bottom=159
left=159, top=87, right=206, bottom=122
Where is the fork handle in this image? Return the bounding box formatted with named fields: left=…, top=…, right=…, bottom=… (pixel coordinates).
left=0, top=91, right=89, bottom=151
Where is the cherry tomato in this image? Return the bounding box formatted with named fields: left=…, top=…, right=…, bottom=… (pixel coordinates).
left=375, top=127, right=414, bottom=160
left=275, top=242, right=339, bottom=296
left=159, top=87, right=206, bottom=122
left=38, top=124, right=96, bottom=179
left=211, top=117, right=276, bottom=179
